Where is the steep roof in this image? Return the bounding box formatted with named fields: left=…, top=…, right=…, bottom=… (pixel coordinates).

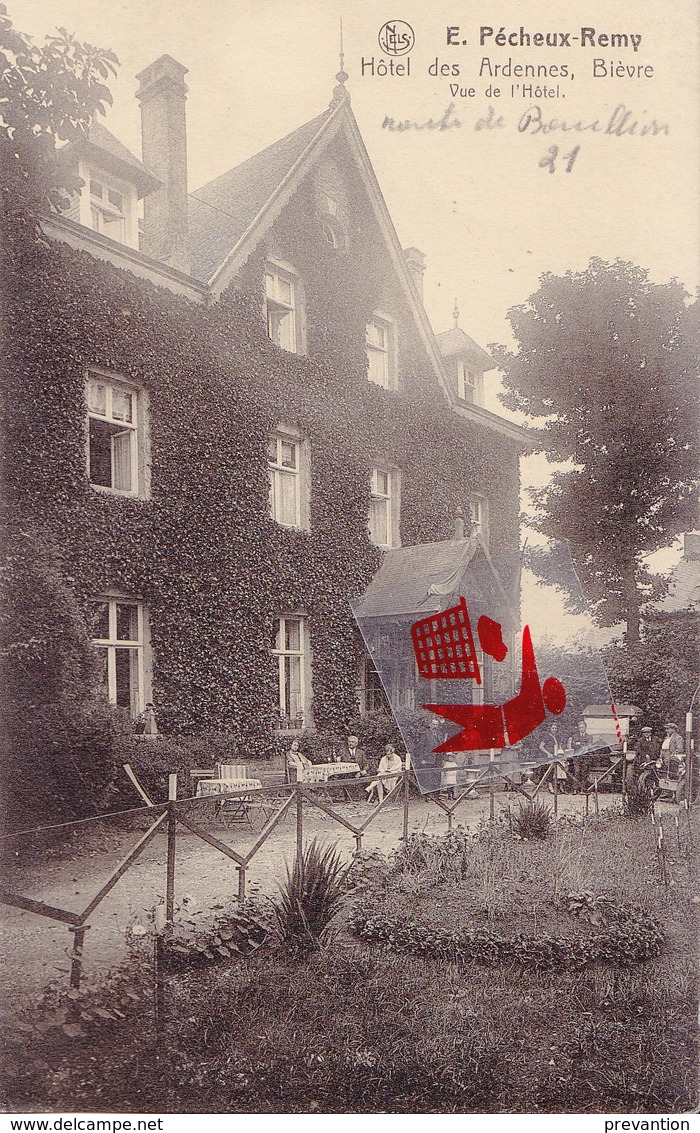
left=352, top=535, right=514, bottom=620
left=436, top=326, right=494, bottom=371
left=653, top=556, right=700, bottom=614
left=60, top=121, right=161, bottom=197
left=185, top=92, right=527, bottom=446
left=188, top=111, right=330, bottom=283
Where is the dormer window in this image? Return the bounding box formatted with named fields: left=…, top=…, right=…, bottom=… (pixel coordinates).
left=265, top=261, right=304, bottom=353
left=457, top=360, right=477, bottom=402
left=89, top=178, right=127, bottom=242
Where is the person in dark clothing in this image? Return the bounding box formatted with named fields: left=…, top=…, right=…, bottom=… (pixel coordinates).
left=566, top=718, right=590, bottom=793
left=629, top=725, right=659, bottom=781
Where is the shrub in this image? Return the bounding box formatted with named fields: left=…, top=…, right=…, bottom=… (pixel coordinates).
left=512, top=800, right=554, bottom=841
left=0, top=523, right=133, bottom=837
left=350, top=907, right=664, bottom=970
left=165, top=899, right=270, bottom=967
left=274, top=838, right=349, bottom=951
left=624, top=778, right=656, bottom=818
left=390, top=830, right=472, bottom=884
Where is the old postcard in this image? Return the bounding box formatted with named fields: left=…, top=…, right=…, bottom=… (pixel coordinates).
left=1, top=0, right=698, bottom=1122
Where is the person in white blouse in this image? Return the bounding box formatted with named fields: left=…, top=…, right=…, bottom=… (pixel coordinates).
left=367, top=743, right=403, bottom=804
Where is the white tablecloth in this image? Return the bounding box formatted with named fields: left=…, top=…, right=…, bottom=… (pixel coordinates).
left=300, top=762, right=360, bottom=784
left=196, top=778, right=263, bottom=797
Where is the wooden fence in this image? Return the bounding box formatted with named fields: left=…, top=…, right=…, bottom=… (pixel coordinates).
left=0, top=757, right=633, bottom=990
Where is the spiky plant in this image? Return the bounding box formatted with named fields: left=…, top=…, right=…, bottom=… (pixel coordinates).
left=623, top=779, right=655, bottom=818
left=274, top=838, right=349, bottom=951
left=512, top=800, right=553, bottom=841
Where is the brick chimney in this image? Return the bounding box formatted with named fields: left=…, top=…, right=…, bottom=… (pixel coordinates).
left=136, top=55, right=189, bottom=274
left=684, top=532, right=700, bottom=561
left=404, top=247, right=425, bottom=301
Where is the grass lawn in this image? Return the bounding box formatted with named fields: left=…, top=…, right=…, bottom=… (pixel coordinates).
left=2, top=806, right=698, bottom=1114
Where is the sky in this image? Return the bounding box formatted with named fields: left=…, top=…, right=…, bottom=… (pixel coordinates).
left=10, top=0, right=700, bottom=643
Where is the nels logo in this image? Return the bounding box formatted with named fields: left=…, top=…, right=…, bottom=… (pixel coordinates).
left=377, top=20, right=415, bottom=56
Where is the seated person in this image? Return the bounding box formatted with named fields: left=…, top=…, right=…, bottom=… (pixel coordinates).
left=344, top=734, right=367, bottom=770
left=286, top=739, right=312, bottom=781
left=367, top=743, right=403, bottom=804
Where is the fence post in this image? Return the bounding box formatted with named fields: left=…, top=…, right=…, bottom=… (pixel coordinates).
left=402, top=772, right=410, bottom=842
left=237, top=866, right=246, bottom=904
left=553, top=763, right=559, bottom=816
left=166, top=773, right=177, bottom=925
left=68, top=925, right=88, bottom=990
left=296, top=783, right=303, bottom=860
left=489, top=749, right=495, bottom=820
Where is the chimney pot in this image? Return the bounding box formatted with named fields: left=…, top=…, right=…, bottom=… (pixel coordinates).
left=403, top=246, right=425, bottom=302
left=136, top=55, right=189, bottom=274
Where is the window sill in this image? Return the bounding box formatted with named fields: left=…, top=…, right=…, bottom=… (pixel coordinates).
left=271, top=520, right=310, bottom=533
left=91, top=483, right=148, bottom=501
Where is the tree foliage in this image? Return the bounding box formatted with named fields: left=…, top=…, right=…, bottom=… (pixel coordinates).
left=602, top=613, right=700, bottom=730
left=0, top=3, right=118, bottom=240
left=493, top=259, right=700, bottom=646
left=0, top=522, right=131, bottom=834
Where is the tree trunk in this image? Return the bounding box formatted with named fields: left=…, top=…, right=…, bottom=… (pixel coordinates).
left=621, top=561, right=641, bottom=650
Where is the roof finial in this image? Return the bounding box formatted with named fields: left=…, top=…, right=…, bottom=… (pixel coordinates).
left=453, top=299, right=459, bottom=328
left=331, top=17, right=350, bottom=105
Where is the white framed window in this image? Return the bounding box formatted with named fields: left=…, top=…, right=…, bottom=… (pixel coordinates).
left=369, top=466, right=400, bottom=548
left=90, top=596, right=151, bottom=717
left=366, top=314, right=397, bottom=390
left=89, top=177, right=127, bottom=243
left=469, top=494, right=489, bottom=544
left=457, top=360, right=477, bottom=402
left=265, top=261, right=303, bottom=353
left=86, top=372, right=147, bottom=497
left=272, top=615, right=308, bottom=729
left=268, top=428, right=310, bottom=530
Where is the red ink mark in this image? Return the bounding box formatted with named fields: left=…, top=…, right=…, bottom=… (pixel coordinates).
left=477, top=614, right=508, bottom=662
left=609, top=695, right=623, bottom=745
left=424, top=624, right=566, bottom=753
left=411, top=596, right=481, bottom=683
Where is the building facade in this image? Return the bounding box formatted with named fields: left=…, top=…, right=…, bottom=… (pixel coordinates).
left=3, top=57, right=525, bottom=757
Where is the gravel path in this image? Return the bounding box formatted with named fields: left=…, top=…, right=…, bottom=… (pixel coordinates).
left=0, top=789, right=608, bottom=1016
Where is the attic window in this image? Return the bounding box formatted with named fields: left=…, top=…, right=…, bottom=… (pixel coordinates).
left=89, top=177, right=126, bottom=242
left=265, top=261, right=304, bottom=353
left=321, top=214, right=348, bottom=251
left=457, top=360, right=477, bottom=402
left=366, top=314, right=398, bottom=390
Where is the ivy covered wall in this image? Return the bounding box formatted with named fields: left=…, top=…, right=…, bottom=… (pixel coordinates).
left=2, top=148, right=521, bottom=762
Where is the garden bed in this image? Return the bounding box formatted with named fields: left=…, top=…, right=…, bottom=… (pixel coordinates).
left=2, top=808, right=697, bottom=1114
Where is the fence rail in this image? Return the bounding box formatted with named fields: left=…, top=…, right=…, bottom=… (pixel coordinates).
left=0, top=758, right=636, bottom=990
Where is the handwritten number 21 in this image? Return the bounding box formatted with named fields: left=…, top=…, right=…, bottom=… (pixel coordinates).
left=539, top=144, right=580, bottom=173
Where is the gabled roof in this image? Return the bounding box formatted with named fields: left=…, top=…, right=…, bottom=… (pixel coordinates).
left=186, top=91, right=527, bottom=446
left=436, top=326, right=494, bottom=372
left=60, top=121, right=161, bottom=197
left=189, top=112, right=330, bottom=283
left=652, top=556, right=700, bottom=614
left=352, top=534, right=515, bottom=620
